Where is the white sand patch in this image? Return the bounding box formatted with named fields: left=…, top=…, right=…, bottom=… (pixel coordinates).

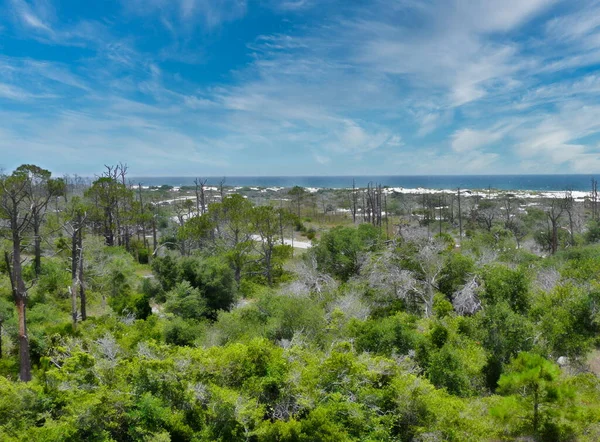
left=382, top=187, right=590, bottom=201
left=157, top=196, right=196, bottom=205
left=251, top=234, right=312, bottom=249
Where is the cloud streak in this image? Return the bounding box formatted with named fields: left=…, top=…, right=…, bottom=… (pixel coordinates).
left=2, top=0, right=600, bottom=174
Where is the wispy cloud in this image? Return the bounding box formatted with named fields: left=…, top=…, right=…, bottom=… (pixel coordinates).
left=0, top=82, right=46, bottom=100
left=9, top=0, right=54, bottom=33
left=3, top=0, right=600, bottom=174
left=123, top=0, right=247, bottom=30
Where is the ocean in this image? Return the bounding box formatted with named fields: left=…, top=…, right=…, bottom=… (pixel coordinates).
left=131, top=175, right=599, bottom=192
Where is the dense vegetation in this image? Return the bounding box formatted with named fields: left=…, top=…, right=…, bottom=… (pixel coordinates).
left=1, top=165, right=600, bottom=441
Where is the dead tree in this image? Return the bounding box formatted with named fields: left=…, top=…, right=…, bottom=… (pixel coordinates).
left=351, top=179, right=358, bottom=223
left=64, top=198, right=88, bottom=327
left=591, top=178, right=598, bottom=221
left=457, top=188, right=463, bottom=244
left=219, top=177, right=226, bottom=201
left=501, top=193, right=516, bottom=229
left=452, top=278, right=481, bottom=315
left=78, top=224, right=87, bottom=321
left=477, top=200, right=497, bottom=231
left=117, top=163, right=130, bottom=250
left=563, top=190, right=576, bottom=247
left=396, top=237, right=447, bottom=317
left=546, top=198, right=565, bottom=255
left=438, top=195, right=443, bottom=235
left=194, top=178, right=208, bottom=215
left=447, top=193, right=455, bottom=225
left=103, top=165, right=121, bottom=246
left=364, top=183, right=384, bottom=227
left=0, top=172, right=34, bottom=381
left=384, top=193, right=389, bottom=240
left=138, top=183, right=148, bottom=248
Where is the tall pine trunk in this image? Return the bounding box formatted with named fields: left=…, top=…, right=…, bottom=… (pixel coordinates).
left=6, top=231, right=32, bottom=381
left=17, top=299, right=30, bottom=381
left=33, top=212, right=41, bottom=277
left=70, top=226, right=79, bottom=328
left=79, top=227, right=87, bottom=321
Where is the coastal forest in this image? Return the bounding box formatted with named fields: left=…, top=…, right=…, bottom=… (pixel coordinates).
left=2, top=163, right=600, bottom=442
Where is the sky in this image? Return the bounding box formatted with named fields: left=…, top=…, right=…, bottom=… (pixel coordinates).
left=1, top=0, right=600, bottom=176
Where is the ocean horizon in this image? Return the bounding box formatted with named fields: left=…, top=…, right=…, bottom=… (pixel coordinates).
left=131, top=175, right=600, bottom=192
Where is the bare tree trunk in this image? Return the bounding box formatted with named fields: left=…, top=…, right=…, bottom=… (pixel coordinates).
left=78, top=224, right=87, bottom=321
left=70, top=224, right=79, bottom=328
left=279, top=209, right=284, bottom=244
left=116, top=203, right=122, bottom=247
left=219, top=178, right=226, bottom=200
left=377, top=184, right=383, bottom=228
left=265, top=245, right=273, bottom=286
left=194, top=178, right=207, bottom=214
left=152, top=215, right=157, bottom=253
left=352, top=179, right=357, bottom=223
left=362, top=192, right=367, bottom=222
left=119, top=163, right=130, bottom=251
left=384, top=194, right=389, bottom=240
left=70, top=280, right=79, bottom=328
left=439, top=196, right=443, bottom=235
left=547, top=199, right=564, bottom=255
left=423, top=194, right=430, bottom=237
left=458, top=188, right=463, bottom=244
left=194, top=178, right=201, bottom=215
left=17, top=299, right=30, bottom=381
left=6, top=241, right=32, bottom=381
left=551, top=220, right=558, bottom=254
left=105, top=206, right=114, bottom=246
left=592, top=179, right=598, bottom=221
left=33, top=212, right=41, bottom=277
left=138, top=184, right=148, bottom=249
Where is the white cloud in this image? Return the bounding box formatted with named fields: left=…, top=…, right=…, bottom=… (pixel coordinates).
left=325, top=122, right=393, bottom=154
left=0, top=82, right=56, bottom=101
left=0, top=82, right=31, bottom=100
left=313, top=153, right=330, bottom=164
left=342, top=0, right=553, bottom=108
left=267, top=0, right=314, bottom=11
left=9, top=0, right=55, bottom=34
left=451, top=128, right=504, bottom=153
left=457, top=0, right=557, bottom=33
left=123, top=0, right=248, bottom=30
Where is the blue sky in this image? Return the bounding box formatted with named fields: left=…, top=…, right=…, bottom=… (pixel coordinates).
left=1, top=0, right=600, bottom=176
